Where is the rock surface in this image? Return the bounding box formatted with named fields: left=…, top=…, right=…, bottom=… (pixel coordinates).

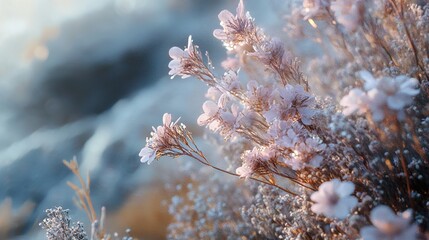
left=0, top=1, right=276, bottom=239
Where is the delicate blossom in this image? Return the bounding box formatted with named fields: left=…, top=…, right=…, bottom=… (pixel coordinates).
left=139, top=113, right=182, bottom=165
left=167, top=35, right=210, bottom=80
left=251, top=38, right=288, bottom=66
left=197, top=101, right=219, bottom=127
left=168, top=35, right=194, bottom=79
left=236, top=147, right=274, bottom=178
left=267, top=119, right=303, bottom=148
left=360, top=205, right=419, bottom=240
left=310, top=179, right=357, bottom=219
left=330, top=0, right=365, bottom=32
left=340, top=71, right=420, bottom=121
left=139, top=146, right=156, bottom=165
left=340, top=88, right=369, bottom=116
left=213, top=0, right=256, bottom=50
left=245, top=80, right=272, bottom=112
left=264, top=84, right=316, bottom=125
left=287, top=137, right=326, bottom=170
left=361, top=71, right=420, bottom=111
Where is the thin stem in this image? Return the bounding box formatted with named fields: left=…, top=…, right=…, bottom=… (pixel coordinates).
left=185, top=151, right=298, bottom=196
left=271, top=170, right=317, bottom=191
left=396, top=120, right=413, bottom=208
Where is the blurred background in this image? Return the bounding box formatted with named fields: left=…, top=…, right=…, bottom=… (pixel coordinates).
left=0, top=0, right=280, bottom=239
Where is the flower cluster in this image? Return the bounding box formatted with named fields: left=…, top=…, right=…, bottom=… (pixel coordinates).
left=360, top=205, right=419, bottom=240
left=140, top=0, right=429, bottom=239
left=213, top=0, right=257, bottom=51
left=139, top=113, right=191, bottom=165
left=340, top=71, right=419, bottom=121
left=39, top=207, right=87, bottom=240
left=310, top=179, right=357, bottom=219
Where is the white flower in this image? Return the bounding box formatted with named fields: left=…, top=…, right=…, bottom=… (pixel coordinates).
left=310, top=179, right=357, bottom=219
left=236, top=165, right=253, bottom=179
left=139, top=113, right=182, bottom=165
left=139, top=146, right=156, bottom=165
left=340, top=88, right=369, bottom=116
left=168, top=35, right=194, bottom=79
left=331, top=0, right=365, bottom=32
left=236, top=147, right=273, bottom=179
left=288, top=137, right=326, bottom=170
left=360, top=205, right=419, bottom=240
left=197, top=100, right=219, bottom=126
left=264, top=84, right=316, bottom=125
left=341, top=71, right=419, bottom=121
left=267, top=119, right=303, bottom=148
left=361, top=71, right=420, bottom=110
left=213, top=0, right=255, bottom=50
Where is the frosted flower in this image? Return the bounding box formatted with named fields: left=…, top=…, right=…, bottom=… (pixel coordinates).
left=288, top=137, right=326, bottom=170
left=251, top=38, right=287, bottom=66
left=220, top=70, right=241, bottom=93
left=264, top=84, right=316, bottom=125
left=213, top=0, right=256, bottom=50
left=168, top=35, right=197, bottom=79
left=310, top=179, right=357, bottom=219
left=205, top=87, right=222, bottom=101
left=139, top=113, right=182, bottom=165
left=301, top=0, right=330, bottom=20
left=267, top=119, right=303, bottom=148
left=331, top=0, right=365, bottom=32
left=197, top=101, right=219, bottom=127
left=139, top=146, right=156, bottom=165
left=360, top=71, right=420, bottom=111
left=340, top=88, right=369, bottom=116
left=341, top=71, right=419, bottom=121
left=236, top=147, right=273, bottom=178
left=245, top=80, right=271, bottom=112
left=360, top=205, right=419, bottom=240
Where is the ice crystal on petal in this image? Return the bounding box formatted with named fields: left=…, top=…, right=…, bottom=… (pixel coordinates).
left=310, top=179, right=357, bottom=219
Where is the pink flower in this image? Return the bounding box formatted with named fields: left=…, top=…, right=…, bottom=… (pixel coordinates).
left=197, top=101, right=219, bottom=126
left=310, top=179, right=357, bottom=219
left=340, top=88, right=369, bottom=116
left=264, top=84, right=316, bottom=125
left=139, top=146, right=156, bottom=165
left=236, top=147, right=273, bottom=178
left=341, top=71, right=420, bottom=121
left=139, top=113, right=182, bottom=165
left=360, top=205, right=419, bottom=240
left=213, top=0, right=256, bottom=50
left=287, top=137, right=326, bottom=170
left=168, top=35, right=195, bottom=79
left=267, top=119, right=302, bottom=148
